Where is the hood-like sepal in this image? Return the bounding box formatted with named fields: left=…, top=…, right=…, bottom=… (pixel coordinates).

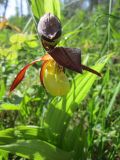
left=38, top=13, right=62, bottom=41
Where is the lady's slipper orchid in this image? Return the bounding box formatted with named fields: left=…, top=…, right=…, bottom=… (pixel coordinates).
left=9, top=47, right=101, bottom=96
left=9, top=13, right=101, bottom=96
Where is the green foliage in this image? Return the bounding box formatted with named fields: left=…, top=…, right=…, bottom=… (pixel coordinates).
left=0, top=126, right=71, bottom=159
left=0, top=140, right=71, bottom=160
left=10, top=33, right=38, bottom=48
left=0, top=55, right=111, bottom=159
left=0, top=0, right=120, bottom=160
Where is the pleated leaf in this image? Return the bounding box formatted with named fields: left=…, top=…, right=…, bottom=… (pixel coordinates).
left=0, top=126, right=71, bottom=160
left=0, top=140, right=71, bottom=160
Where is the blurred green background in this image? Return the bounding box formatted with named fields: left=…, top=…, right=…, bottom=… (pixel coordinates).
left=0, top=0, right=120, bottom=160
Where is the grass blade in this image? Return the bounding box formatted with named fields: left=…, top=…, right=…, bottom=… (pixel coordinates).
left=105, top=81, right=120, bottom=117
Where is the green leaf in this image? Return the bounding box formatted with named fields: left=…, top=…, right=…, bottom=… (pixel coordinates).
left=66, top=54, right=111, bottom=113
left=0, top=126, right=71, bottom=160
left=0, top=149, right=8, bottom=160
left=44, top=0, right=61, bottom=19
left=0, top=126, right=72, bottom=159
left=0, top=103, right=20, bottom=111
left=0, top=126, right=53, bottom=145
left=104, top=81, right=120, bottom=117
left=0, top=80, right=6, bottom=100
left=28, top=0, right=61, bottom=22
left=0, top=140, right=71, bottom=160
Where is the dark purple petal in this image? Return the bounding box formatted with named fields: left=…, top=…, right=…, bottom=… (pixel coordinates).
left=49, top=47, right=101, bottom=77
left=49, top=47, right=83, bottom=73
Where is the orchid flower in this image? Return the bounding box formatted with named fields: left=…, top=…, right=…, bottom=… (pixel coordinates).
left=9, top=13, right=101, bottom=96
left=9, top=47, right=101, bottom=96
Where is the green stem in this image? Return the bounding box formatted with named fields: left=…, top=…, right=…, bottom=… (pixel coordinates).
left=108, top=0, right=112, bottom=51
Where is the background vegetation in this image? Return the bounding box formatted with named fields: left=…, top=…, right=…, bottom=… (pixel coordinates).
left=0, top=0, right=120, bottom=160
